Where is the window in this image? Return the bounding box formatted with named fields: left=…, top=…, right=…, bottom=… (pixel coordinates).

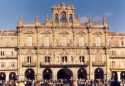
left=11, top=51, right=14, bottom=56
left=60, top=11, right=67, bottom=23
left=1, top=62, right=5, bottom=68
left=79, top=37, right=84, bottom=47
left=69, top=14, right=73, bottom=23
left=96, top=36, right=101, bottom=46
left=111, top=61, right=115, bottom=67
left=27, top=56, right=31, bottom=63
left=79, top=56, right=85, bottom=63
left=112, top=50, right=116, bottom=56
left=1, top=51, right=5, bottom=56
left=44, top=37, right=50, bottom=47
left=10, top=62, right=15, bottom=68
left=55, top=14, right=59, bottom=23
left=26, top=36, right=32, bottom=46
left=45, top=56, right=51, bottom=63
left=61, top=56, right=67, bottom=63
left=61, top=37, right=67, bottom=46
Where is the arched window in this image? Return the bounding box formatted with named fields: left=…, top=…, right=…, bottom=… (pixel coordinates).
left=55, top=14, right=59, bottom=23
left=60, top=11, right=67, bottom=23
left=62, top=56, right=67, bottom=63
left=45, top=56, right=51, bottom=63
left=27, top=56, right=31, bottom=63
left=69, top=14, right=73, bottom=23
left=79, top=56, right=85, bottom=63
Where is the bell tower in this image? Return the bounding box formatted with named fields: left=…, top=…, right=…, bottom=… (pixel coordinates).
left=52, top=3, right=76, bottom=23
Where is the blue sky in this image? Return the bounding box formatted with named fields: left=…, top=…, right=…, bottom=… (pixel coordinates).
left=0, top=0, right=124, bottom=32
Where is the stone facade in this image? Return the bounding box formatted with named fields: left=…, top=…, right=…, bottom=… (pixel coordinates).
left=0, top=3, right=125, bottom=83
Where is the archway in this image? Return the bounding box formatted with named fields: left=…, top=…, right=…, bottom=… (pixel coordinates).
left=111, top=71, right=118, bottom=80
left=60, top=11, right=67, bottom=23
left=94, top=68, right=104, bottom=80
left=43, top=68, right=52, bottom=80
left=0, top=72, right=6, bottom=80
left=77, top=68, right=87, bottom=80
left=121, top=71, right=125, bottom=80
left=57, top=68, right=73, bottom=80
left=25, top=68, right=35, bottom=80
left=9, top=72, right=17, bottom=80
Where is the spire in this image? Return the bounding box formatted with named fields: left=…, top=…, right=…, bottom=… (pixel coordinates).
left=103, top=16, right=108, bottom=28
left=35, top=16, right=40, bottom=26
left=17, top=16, right=24, bottom=27
left=45, top=15, right=49, bottom=22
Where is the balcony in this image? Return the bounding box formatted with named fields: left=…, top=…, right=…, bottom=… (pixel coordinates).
left=110, top=66, right=125, bottom=70
left=0, top=56, right=17, bottom=59
left=40, top=61, right=89, bottom=68
left=90, top=43, right=106, bottom=48
left=110, top=54, right=125, bottom=59
left=22, top=62, right=36, bottom=67
left=92, top=61, right=106, bottom=66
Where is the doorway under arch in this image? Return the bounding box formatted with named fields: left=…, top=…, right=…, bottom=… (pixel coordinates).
left=43, top=68, right=52, bottom=80
left=57, top=68, right=73, bottom=80
left=77, top=68, right=87, bottom=80
left=111, top=71, right=118, bottom=80
left=25, top=68, right=35, bottom=80
left=0, top=72, right=6, bottom=80
left=94, top=68, right=104, bottom=80
left=9, top=72, right=17, bottom=81
left=120, top=71, right=125, bottom=80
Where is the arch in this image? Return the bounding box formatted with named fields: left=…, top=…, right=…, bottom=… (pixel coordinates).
left=111, top=71, right=118, bottom=80
left=0, top=72, right=6, bottom=80
left=69, top=14, right=73, bottom=23
left=55, top=14, right=59, bottom=22
left=43, top=68, right=52, bottom=80
left=25, top=68, right=35, bottom=80
left=94, top=68, right=104, bottom=80
left=60, top=11, right=67, bottom=23
left=77, top=68, right=87, bottom=80
left=120, top=71, right=125, bottom=80
left=9, top=72, right=17, bottom=80
left=57, top=68, right=73, bottom=80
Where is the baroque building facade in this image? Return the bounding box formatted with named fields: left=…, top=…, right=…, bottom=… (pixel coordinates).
left=0, top=3, right=125, bottom=85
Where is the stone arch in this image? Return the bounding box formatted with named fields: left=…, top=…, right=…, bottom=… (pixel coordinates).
left=120, top=71, right=125, bottom=80
left=60, top=11, right=67, bottom=23
left=25, top=68, right=35, bottom=80
left=43, top=68, right=52, bottom=80
left=77, top=68, right=87, bottom=80
left=111, top=71, right=118, bottom=80
left=0, top=72, right=6, bottom=80
left=9, top=72, right=17, bottom=80
left=57, top=68, right=73, bottom=80
left=94, top=68, right=104, bottom=80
